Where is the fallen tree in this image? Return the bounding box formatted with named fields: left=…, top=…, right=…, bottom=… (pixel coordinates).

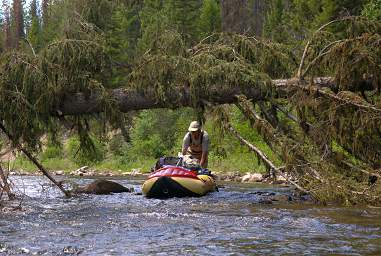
left=0, top=16, right=380, bottom=205
left=58, top=77, right=335, bottom=115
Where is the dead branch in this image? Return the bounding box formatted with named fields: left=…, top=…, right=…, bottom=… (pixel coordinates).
left=0, top=122, right=71, bottom=197
left=273, top=104, right=313, bottom=127
left=226, top=123, right=280, bottom=172
left=342, top=160, right=381, bottom=179
left=226, top=122, right=309, bottom=193
left=0, top=164, right=15, bottom=199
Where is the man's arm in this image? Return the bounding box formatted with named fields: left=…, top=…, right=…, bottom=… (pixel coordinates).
left=200, top=151, right=208, bottom=168
left=200, top=132, right=209, bottom=168
left=182, top=133, right=190, bottom=155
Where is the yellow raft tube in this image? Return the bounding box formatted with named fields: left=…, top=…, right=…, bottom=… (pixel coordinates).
left=142, top=166, right=216, bottom=198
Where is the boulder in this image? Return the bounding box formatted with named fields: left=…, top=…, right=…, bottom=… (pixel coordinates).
left=74, top=179, right=130, bottom=195
left=55, top=170, right=65, bottom=175
left=241, top=173, right=263, bottom=182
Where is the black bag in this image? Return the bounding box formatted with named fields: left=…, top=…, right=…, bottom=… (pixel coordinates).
left=151, top=156, right=182, bottom=172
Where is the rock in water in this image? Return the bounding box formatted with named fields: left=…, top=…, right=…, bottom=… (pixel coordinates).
left=74, top=179, right=130, bottom=195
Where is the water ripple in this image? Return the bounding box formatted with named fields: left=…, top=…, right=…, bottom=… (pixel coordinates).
left=0, top=176, right=380, bottom=255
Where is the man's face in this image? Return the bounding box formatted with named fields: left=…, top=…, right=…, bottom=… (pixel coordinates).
left=191, top=130, right=201, bottom=137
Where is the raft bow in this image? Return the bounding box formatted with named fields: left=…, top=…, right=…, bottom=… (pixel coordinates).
left=142, top=166, right=216, bottom=198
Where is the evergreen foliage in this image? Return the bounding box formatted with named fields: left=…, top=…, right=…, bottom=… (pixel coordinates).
left=263, top=0, right=286, bottom=42
left=165, top=0, right=202, bottom=44
left=137, top=0, right=168, bottom=53
left=106, top=1, right=141, bottom=86
left=27, top=0, right=41, bottom=53
left=0, top=15, right=3, bottom=53
left=362, top=0, right=381, bottom=20
left=198, top=0, right=221, bottom=39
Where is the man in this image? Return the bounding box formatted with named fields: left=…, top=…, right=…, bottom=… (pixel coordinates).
left=182, top=121, right=209, bottom=168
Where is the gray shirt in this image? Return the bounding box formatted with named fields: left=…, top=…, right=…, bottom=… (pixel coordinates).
left=182, top=131, right=209, bottom=153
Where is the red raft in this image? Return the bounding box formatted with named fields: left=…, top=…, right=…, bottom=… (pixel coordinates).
left=142, top=166, right=216, bottom=198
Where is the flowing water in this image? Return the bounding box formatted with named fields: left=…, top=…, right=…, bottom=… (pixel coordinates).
left=1, top=176, right=381, bottom=255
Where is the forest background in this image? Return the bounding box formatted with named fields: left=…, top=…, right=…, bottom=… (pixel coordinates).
left=0, top=0, right=380, bottom=176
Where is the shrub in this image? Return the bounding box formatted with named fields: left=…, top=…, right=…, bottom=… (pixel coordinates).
left=67, top=136, right=105, bottom=166
left=41, top=144, right=63, bottom=161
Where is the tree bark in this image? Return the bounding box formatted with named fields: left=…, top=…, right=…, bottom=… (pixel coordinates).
left=58, top=77, right=335, bottom=116
left=221, top=0, right=250, bottom=34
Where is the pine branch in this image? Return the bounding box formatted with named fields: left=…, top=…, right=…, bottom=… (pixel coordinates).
left=297, top=16, right=360, bottom=79
left=294, top=83, right=381, bottom=115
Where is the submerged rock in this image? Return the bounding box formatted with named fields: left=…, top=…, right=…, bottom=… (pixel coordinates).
left=270, top=194, right=292, bottom=202
left=74, top=179, right=130, bottom=195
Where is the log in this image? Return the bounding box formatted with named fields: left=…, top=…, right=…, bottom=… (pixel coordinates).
left=58, top=77, right=335, bottom=115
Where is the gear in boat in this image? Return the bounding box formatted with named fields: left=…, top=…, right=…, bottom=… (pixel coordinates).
left=142, top=156, right=216, bottom=198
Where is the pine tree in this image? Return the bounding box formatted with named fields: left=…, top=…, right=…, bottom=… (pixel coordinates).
left=27, top=0, right=41, bottom=52
left=1, top=0, right=12, bottom=51
left=74, top=0, right=114, bottom=30
left=263, top=0, right=370, bottom=43
left=263, top=0, right=286, bottom=42
left=249, top=0, right=269, bottom=36
left=138, top=0, right=169, bottom=53
left=0, top=15, right=3, bottom=53
left=12, top=0, right=25, bottom=48
left=40, top=0, right=74, bottom=46
left=221, top=0, right=250, bottom=34
left=41, top=0, right=49, bottom=28
left=165, top=0, right=202, bottom=44
left=107, top=1, right=142, bottom=85
left=198, top=0, right=221, bottom=39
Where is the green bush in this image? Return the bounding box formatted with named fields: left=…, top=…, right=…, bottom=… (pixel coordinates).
left=67, top=136, right=105, bottom=166
left=127, top=109, right=193, bottom=159
left=41, top=145, right=63, bottom=161
left=108, top=133, right=129, bottom=156
left=129, top=133, right=167, bottom=159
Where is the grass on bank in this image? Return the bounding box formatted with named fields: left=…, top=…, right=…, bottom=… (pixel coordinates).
left=10, top=148, right=270, bottom=175
left=10, top=134, right=276, bottom=175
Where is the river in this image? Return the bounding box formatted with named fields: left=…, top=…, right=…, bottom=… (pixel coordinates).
left=1, top=176, right=380, bottom=255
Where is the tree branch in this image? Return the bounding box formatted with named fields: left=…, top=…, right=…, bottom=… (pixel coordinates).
left=0, top=122, right=71, bottom=197
left=226, top=123, right=309, bottom=193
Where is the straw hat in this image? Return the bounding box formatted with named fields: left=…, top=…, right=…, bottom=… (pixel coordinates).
left=188, top=121, right=201, bottom=132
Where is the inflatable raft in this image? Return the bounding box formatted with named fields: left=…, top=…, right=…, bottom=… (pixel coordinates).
left=142, top=165, right=216, bottom=198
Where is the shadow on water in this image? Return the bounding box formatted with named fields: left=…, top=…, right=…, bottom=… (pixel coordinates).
left=1, top=176, right=381, bottom=255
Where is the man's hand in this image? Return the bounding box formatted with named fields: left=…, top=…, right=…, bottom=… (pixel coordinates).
left=200, top=151, right=208, bottom=168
